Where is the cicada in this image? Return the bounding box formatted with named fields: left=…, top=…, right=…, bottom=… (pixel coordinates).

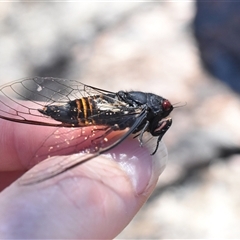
left=0, top=77, right=173, bottom=184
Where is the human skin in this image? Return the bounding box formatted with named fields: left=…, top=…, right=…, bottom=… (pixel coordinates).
left=0, top=118, right=166, bottom=239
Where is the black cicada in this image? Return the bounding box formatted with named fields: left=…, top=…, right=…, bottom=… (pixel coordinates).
left=0, top=77, right=173, bottom=184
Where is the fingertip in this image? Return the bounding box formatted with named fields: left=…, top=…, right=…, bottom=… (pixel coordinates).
left=0, top=154, right=142, bottom=239
left=0, top=137, right=167, bottom=238
left=107, top=137, right=167, bottom=196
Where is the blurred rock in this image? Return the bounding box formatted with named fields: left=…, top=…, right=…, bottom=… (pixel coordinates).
left=194, top=1, right=240, bottom=93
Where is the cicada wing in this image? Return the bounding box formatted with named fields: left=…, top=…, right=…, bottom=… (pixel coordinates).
left=0, top=77, right=117, bottom=125
left=20, top=111, right=148, bottom=185
left=30, top=125, right=120, bottom=166
left=19, top=126, right=129, bottom=185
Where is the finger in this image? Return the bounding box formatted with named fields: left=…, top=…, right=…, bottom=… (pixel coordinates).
left=0, top=118, right=126, bottom=171
left=0, top=171, right=25, bottom=192
left=0, top=118, right=58, bottom=171
left=0, top=139, right=167, bottom=239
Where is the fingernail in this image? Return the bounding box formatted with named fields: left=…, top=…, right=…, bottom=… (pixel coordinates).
left=108, top=138, right=168, bottom=195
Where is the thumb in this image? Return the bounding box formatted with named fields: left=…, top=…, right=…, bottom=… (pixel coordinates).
left=0, top=138, right=167, bottom=239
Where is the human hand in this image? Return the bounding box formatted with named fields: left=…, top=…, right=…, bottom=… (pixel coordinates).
left=0, top=119, right=167, bottom=239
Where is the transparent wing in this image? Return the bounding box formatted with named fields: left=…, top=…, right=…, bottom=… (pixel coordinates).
left=19, top=117, right=166, bottom=186
left=20, top=112, right=148, bottom=185
left=19, top=153, right=99, bottom=185
left=0, top=76, right=117, bottom=126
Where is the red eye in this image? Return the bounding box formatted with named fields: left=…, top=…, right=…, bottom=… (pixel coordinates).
left=162, top=100, right=172, bottom=111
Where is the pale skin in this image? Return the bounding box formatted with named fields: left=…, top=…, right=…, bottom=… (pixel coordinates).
left=0, top=118, right=165, bottom=239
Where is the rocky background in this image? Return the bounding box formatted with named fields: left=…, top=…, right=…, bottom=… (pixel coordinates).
left=1, top=2, right=240, bottom=238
